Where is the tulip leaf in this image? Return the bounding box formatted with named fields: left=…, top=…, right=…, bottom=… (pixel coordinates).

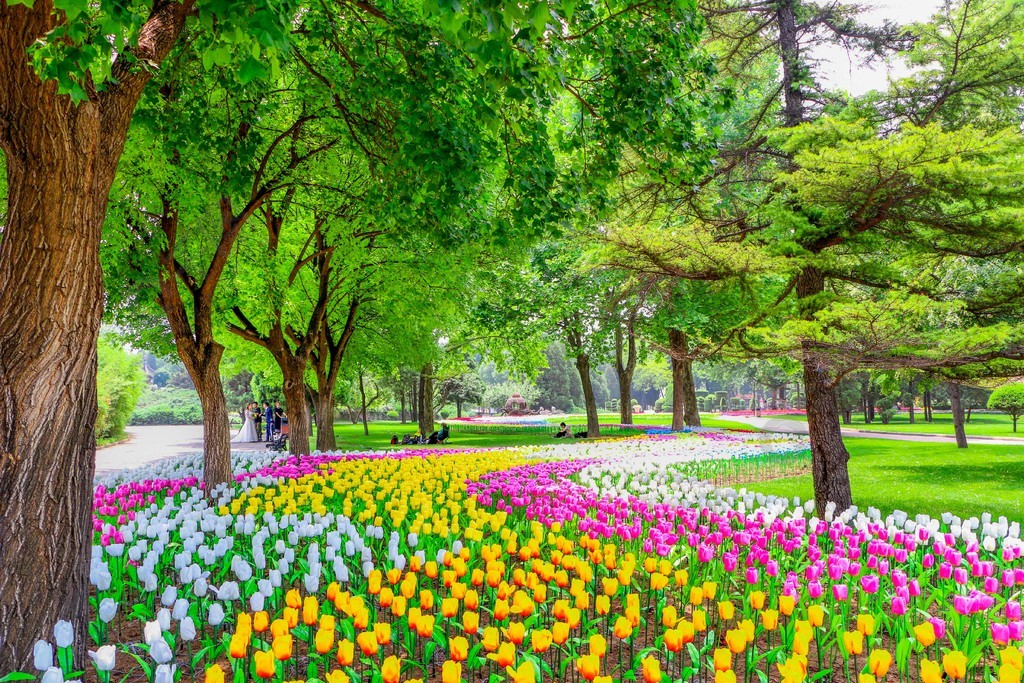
left=756, top=670, right=769, bottom=683
left=0, top=674, right=36, bottom=682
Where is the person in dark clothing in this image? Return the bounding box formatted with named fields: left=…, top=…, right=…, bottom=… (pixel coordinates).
left=554, top=422, right=572, bottom=439
left=264, top=402, right=275, bottom=441
left=254, top=404, right=263, bottom=442
left=274, top=401, right=284, bottom=433
left=427, top=423, right=450, bottom=444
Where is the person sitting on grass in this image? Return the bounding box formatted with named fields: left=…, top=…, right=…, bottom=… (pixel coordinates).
left=554, top=422, right=572, bottom=439
left=428, top=423, right=450, bottom=444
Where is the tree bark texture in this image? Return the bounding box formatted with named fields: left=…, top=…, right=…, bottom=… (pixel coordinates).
left=0, top=0, right=191, bottom=671
left=948, top=382, right=968, bottom=449
left=796, top=268, right=853, bottom=513
left=418, top=364, right=435, bottom=435
left=668, top=329, right=701, bottom=430
left=614, top=319, right=637, bottom=425
left=281, top=357, right=312, bottom=456
left=575, top=353, right=601, bottom=438
left=309, top=304, right=359, bottom=452
left=359, top=372, right=370, bottom=436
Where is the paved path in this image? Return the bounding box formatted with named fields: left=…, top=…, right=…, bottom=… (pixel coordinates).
left=727, top=415, right=1024, bottom=446
left=95, top=425, right=267, bottom=475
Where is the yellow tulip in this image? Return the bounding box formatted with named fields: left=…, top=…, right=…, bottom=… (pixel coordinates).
left=532, top=629, right=553, bottom=653
left=506, top=660, right=534, bottom=683
left=315, top=628, right=335, bottom=654
left=487, top=642, right=515, bottom=668
left=921, top=659, right=942, bottom=683
left=590, top=633, right=607, bottom=658
left=943, top=651, right=967, bottom=679
left=714, top=649, right=732, bottom=672
left=253, top=650, right=276, bottom=680
left=577, top=655, right=601, bottom=681
left=761, top=609, right=779, bottom=631
left=842, top=631, right=863, bottom=656
left=807, top=604, right=824, bottom=628
left=718, top=601, right=735, bottom=621
left=442, top=661, right=462, bottom=683
left=856, top=614, right=875, bottom=637
left=450, top=636, right=469, bottom=662
left=336, top=639, right=354, bottom=666
left=302, top=596, right=319, bottom=626
left=715, top=672, right=737, bottom=683
left=382, top=655, right=401, bottom=683
left=914, top=622, right=936, bottom=647
left=748, top=591, right=765, bottom=610
left=641, top=656, right=663, bottom=683
left=356, top=631, right=379, bottom=656
left=613, top=616, right=633, bottom=640
left=325, top=670, right=350, bottom=683
left=1000, top=663, right=1022, bottom=683
left=868, top=650, right=892, bottom=677
left=205, top=665, right=225, bottom=683
left=1002, top=647, right=1023, bottom=672
left=725, top=629, right=746, bottom=654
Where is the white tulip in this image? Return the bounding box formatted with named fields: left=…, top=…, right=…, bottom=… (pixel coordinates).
left=33, top=640, right=53, bottom=671
left=53, top=620, right=74, bottom=648
left=154, top=664, right=176, bottom=683
left=180, top=617, right=197, bottom=642
left=89, top=645, right=117, bottom=672
left=40, top=667, right=63, bottom=683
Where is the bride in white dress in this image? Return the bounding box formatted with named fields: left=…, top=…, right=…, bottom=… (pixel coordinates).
left=232, top=403, right=258, bottom=443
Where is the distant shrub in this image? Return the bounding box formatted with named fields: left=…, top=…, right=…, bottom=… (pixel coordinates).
left=130, top=386, right=204, bottom=425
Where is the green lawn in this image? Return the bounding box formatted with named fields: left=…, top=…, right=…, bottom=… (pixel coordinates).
left=544, top=412, right=758, bottom=431
left=772, top=411, right=1023, bottom=438
left=744, top=438, right=1024, bottom=521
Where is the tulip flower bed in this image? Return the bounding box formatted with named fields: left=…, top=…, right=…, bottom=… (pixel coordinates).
left=16, top=431, right=1024, bottom=683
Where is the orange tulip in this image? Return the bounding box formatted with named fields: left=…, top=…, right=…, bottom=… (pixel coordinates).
left=718, top=601, right=735, bottom=621
left=270, top=619, right=289, bottom=639
left=642, top=656, right=663, bottom=683
left=253, top=650, right=276, bottom=679
left=552, top=622, right=570, bottom=645
left=229, top=632, right=248, bottom=659
left=271, top=635, right=292, bottom=662
left=678, top=620, right=695, bottom=644
left=283, top=607, right=298, bottom=629
left=356, top=631, right=379, bottom=656
left=320, top=615, right=336, bottom=631
left=253, top=611, right=269, bottom=633
left=482, top=627, right=500, bottom=652
left=379, top=587, right=394, bottom=608
left=442, top=661, right=462, bottom=683
left=205, top=665, right=225, bottom=683
left=315, top=628, right=335, bottom=654
left=419, top=590, right=434, bottom=611
left=577, top=655, right=601, bottom=681
left=441, top=597, right=459, bottom=618
left=494, top=599, right=510, bottom=621
left=506, top=660, right=534, bottom=683
left=382, top=655, right=401, bottom=683
left=303, top=596, right=319, bottom=626
left=450, top=636, right=469, bottom=662
left=613, top=616, right=633, bottom=640
left=532, top=629, right=553, bottom=653
left=506, top=621, right=526, bottom=645
left=589, top=634, right=607, bottom=659
left=368, top=570, right=382, bottom=595
left=336, top=639, right=354, bottom=666
left=487, top=643, right=515, bottom=668
left=463, top=611, right=479, bottom=635
left=285, top=589, right=301, bottom=609
left=464, top=590, right=479, bottom=611
left=416, top=614, right=435, bottom=638
left=374, top=622, right=391, bottom=645
left=391, top=596, right=406, bottom=618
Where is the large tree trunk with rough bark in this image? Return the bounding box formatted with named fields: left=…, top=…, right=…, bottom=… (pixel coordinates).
left=949, top=382, right=968, bottom=449
left=668, top=329, right=701, bottom=429
left=418, top=364, right=435, bottom=435
left=281, top=358, right=312, bottom=456
left=575, top=353, right=601, bottom=438
left=314, top=390, right=338, bottom=451
left=185, top=348, right=232, bottom=489
left=796, top=269, right=853, bottom=513
left=0, top=1, right=190, bottom=671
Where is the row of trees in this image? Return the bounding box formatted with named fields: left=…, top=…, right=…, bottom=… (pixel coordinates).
left=0, top=0, right=721, bottom=668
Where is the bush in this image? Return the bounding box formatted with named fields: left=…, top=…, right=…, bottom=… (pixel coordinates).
left=988, top=383, right=1024, bottom=432
left=654, top=398, right=664, bottom=412
left=96, top=337, right=146, bottom=441
left=130, top=386, right=204, bottom=425
left=387, top=410, right=399, bottom=419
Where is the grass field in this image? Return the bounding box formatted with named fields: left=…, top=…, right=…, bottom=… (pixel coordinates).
left=772, top=411, right=1023, bottom=437
left=745, top=438, right=1024, bottom=521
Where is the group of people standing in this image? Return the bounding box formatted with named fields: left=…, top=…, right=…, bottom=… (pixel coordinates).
left=232, top=401, right=286, bottom=443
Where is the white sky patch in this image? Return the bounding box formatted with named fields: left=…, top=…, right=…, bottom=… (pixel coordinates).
left=814, top=0, right=944, bottom=95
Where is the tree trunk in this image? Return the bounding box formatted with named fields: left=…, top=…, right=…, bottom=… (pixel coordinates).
left=669, top=329, right=701, bottom=429
left=187, top=351, right=232, bottom=489
left=908, top=380, right=918, bottom=424
left=796, top=268, right=852, bottom=513
left=614, top=318, right=637, bottom=425
left=575, top=354, right=601, bottom=437
left=359, top=372, right=370, bottom=436
left=418, top=364, right=435, bottom=435
left=948, top=382, right=968, bottom=449
left=456, top=400, right=463, bottom=418
left=0, top=2, right=191, bottom=670
left=400, top=388, right=407, bottom=423
left=314, top=390, right=337, bottom=451
left=281, top=358, right=311, bottom=456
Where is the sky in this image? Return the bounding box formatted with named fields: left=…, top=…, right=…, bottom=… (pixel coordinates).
left=815, top=0, right=944, bottom=95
